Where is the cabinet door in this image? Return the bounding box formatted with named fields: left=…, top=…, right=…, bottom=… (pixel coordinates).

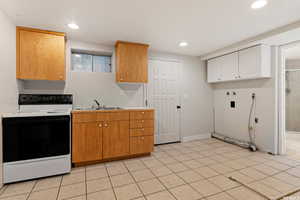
left=17, top=28, right=65, bottom=80
left=103, top=121, right=130, bottom=159
left=116, top=42, right=149, bottom=83
left=207, top=57, right=222, bottom=83
left=220, top=52, right=239, bottom=81
left=238, top=46, right=261, bottom=79
left=72, top=122, right=103, bottom=163
left=130, top=136, right=154, bottom=155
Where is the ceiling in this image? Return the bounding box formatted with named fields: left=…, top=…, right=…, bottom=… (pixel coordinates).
left=1, top=0, right=300, bottom=56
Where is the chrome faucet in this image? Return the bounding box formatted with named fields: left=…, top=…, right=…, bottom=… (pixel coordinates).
left=94, top=99, right=101, bottom=109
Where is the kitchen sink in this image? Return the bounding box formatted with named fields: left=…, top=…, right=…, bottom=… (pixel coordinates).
left=75, top=106, right=123, bottom=111
left=98, top=107, right=123, bottom=110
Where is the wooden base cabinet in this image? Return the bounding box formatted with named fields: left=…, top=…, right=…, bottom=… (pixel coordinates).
left=72, top=110, right=154, bottom=165
left=72, top=122, right=103, bottom=163
left=130, top=136, right=154, bottom=155
left=129, top=110, right=154, bottom=155
left=103, top=121, right=130, bottom=159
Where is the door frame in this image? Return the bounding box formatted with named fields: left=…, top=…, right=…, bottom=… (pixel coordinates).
left=277, top=40, right=300, bottom=155
left=146, top=57, right=183, bottom=144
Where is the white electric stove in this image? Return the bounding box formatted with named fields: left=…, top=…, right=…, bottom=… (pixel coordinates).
left=2, top=94, right=73, bottom=183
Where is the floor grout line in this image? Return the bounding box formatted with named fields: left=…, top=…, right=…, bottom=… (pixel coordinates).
left=55, top=175, right=63, bottom=200
left=26, top=181, right=37, bottom=200
left=124, top=161, right=147, bottom=200
left=85, top=166, right=87, bottom=200
left=105, top=164, right=118, bottom=200
left=1, top=138, right=300, bottom=200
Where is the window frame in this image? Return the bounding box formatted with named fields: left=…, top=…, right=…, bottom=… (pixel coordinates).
left=71, top=52, right=112, bottom=73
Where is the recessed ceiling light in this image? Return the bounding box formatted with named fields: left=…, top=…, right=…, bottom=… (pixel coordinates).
left=179, top=41, right=188, bottom=47
left=68, top=23, right=79, bottom=30
left=251, top=0, right=268, bottom=9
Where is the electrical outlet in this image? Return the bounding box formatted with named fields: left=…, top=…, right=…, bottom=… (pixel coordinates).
left=230, top=101, right=236, bottom=108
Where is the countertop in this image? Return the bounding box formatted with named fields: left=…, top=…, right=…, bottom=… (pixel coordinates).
left=71, top=107, right=154, bottom=114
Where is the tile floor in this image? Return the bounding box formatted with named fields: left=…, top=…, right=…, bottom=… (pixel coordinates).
left=1, top=138, right=300, bottom=200
left=286, top=132, right=300, bottom=155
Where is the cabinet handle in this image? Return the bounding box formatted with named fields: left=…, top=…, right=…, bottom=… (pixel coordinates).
left=142, top=129, right=145, bottom=131
left=141, top=120, right=144, bottom=123
left=99, top=124, right=102, bottom=127
left=142, top=112, right=145, bottom=114
left=104, top=124, right=108, bottom=127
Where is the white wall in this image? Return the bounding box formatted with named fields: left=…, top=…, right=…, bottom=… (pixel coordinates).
left=149, top=52, right=214, bottom=139
left=22, top=40, right=145, bottom=108
left=22, top=41, right=214, bottom=139
left=211, top=47, right=278, bottom=153
left=180, top=57, right=213, bottom=138
left=286, top=59, right=300, bottom=69
left=0, top=9, right=19, bottom=187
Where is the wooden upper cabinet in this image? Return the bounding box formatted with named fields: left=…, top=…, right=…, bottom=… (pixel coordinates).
left=16, top=27, right=66, bottom=81
left=115, top=41, right=149, bottom=83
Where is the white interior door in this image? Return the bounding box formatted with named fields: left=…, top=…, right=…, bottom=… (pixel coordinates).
left=147, top=59, right=181, bottom=144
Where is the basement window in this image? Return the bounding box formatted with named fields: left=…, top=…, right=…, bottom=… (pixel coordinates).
left=71, top=53, right=112, bottom=73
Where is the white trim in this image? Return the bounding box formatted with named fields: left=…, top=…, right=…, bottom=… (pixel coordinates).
left=4, top=155, right=71, bottom=183
left=278, top=46, right=286, bottom=155
left=277, top=41, right=300, bottom=155
left=287, top=131, right=300, bottom=134
left=182, top=133, right=212, bottom=142
left=149, top=57, right=182, bottom=63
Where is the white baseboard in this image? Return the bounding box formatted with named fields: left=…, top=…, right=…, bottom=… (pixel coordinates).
left=182, top=133, right=212, bottom=142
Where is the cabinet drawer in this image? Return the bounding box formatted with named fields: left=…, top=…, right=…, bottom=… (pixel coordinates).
left=130, top=110, right=154, bottom=120
left=73, top=113, right=103, bottom=123
left=105, top=112, right=129, bottom=121
left=130, top=136, right=154, bottom=155
left=72, top=112, right=129, bottom=123
left=130, top=128, right=154, bottom=137
left=130, top=120, right=154, bottom=129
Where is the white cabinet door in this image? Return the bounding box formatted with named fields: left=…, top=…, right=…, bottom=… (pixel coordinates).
left=207, top=45, right=270, bottom=83
left=220, top=52, right=239, bottom=81
left=207, top=57, right=222, bottom=83
left=238, top=46, right=261, bottom=79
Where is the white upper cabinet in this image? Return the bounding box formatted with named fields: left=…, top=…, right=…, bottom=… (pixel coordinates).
left=207, top=44, right=271, bottom=83
left=220, top=52, right=239, bottom=81
left=207, top=57, right=222, bottom=82
left=238, top=45, right=271, bottom=79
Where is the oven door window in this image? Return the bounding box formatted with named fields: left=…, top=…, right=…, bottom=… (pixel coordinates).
left=3, top=116, right=70, bottom=162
